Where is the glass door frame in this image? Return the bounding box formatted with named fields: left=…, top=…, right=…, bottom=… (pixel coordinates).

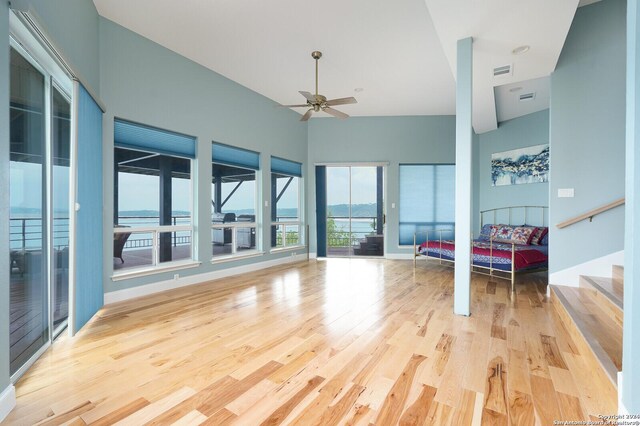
left=322, top=162, right=387, bottom=258
left=9, top=13, right=74, bottom=382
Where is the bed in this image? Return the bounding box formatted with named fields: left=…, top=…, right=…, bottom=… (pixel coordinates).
left=413, top=206, right=549, bottom=292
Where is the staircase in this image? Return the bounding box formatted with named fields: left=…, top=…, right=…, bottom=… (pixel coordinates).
left=550, top=264, right=623, bottom=397
left=353, top=234, right=384, bottom=256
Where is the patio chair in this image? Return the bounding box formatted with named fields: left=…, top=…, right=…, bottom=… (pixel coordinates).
left=114, top=225, right=132, bottom=263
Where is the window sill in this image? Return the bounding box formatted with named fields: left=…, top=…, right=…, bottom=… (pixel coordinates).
left=211, top=250, right=264, bottom=264
left=111, top=260, right=201, bottom=281
left=270, top=245, right=306, bottom=254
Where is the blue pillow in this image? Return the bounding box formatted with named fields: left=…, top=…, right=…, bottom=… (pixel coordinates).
left=541, top=233, right=549, bottom=245
left=478, top=224, right=493, bottom=241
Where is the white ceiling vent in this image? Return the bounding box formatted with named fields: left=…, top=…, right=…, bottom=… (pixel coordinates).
left=519, top=92, right=536, bottom=101
left=493, top=64, right=512, bottom=77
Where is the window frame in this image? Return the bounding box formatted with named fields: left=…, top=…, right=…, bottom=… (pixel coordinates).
left=270, top=172, right=304, bottom=252
left=211, top=160, right=261, bottom=262
left=112, top=142, right=197, bottom=279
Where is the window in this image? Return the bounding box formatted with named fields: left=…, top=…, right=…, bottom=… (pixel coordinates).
left=211, top=143, right=259, bottom=259
left=398, top=164, right=455, bottom=246
left=113, top=119, right=196, bottom=274
left=271, top=157, right=303, bottom=249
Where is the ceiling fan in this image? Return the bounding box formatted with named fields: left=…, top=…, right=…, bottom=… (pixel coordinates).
left=279, top=51, right=357, bottom=121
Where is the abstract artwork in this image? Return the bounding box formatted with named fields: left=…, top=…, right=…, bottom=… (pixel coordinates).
left=491, top=144, right=549, bottom=186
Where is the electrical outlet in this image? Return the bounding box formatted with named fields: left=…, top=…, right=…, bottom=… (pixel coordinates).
left=174, top=274, right=179, bottom=280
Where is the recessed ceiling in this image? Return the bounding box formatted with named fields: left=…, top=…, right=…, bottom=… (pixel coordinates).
left=495, top=77, right=550, bottom=123
left=424, top=0, right=579, bottom=133
left=93, top=0, right=456, bottom=118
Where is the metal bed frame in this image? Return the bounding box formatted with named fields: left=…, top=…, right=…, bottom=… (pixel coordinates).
left=413, top=206, right=549, bottom=292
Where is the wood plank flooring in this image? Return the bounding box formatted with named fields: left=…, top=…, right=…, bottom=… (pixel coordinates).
left=3, top=259, right=617, bottom=425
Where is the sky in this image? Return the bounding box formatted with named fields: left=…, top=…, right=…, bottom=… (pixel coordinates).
left=326, top=166, right=378, bottom=206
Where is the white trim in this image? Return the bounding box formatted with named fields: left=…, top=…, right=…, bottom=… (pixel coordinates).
left=270, top=245, right=305, bottom=254
left=385, top=253, right=415, bottom=260
left=0, top=385, right=16, bottom=422
left=618, top=372, right=629, bottom=415
left=212, top=250, right=264, bottom=264
left=68, top=80, right=79, bottom=336
left=549, top=250, right=624, bottom=287
left=111, top=260, right=201, bottom=282
left=314, top=161, right=390, bottom=167
left=309, top=252, right=318, bottom=259
left=105, top=254, right=308, bottom=304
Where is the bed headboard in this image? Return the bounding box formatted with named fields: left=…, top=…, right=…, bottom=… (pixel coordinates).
left=480, top=205, right=548, bottom=228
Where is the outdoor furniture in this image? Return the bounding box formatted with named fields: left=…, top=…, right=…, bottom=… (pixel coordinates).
left=114, top=225, right=132, bottom=263
left=237, top=215, right=256, bottom=249
left=212, top=213, right=236, bottom=245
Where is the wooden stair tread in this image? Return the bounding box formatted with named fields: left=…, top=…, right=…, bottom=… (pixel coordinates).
left=550, top=285, right=622, bottom=387
left=580, top=276, right=623, bottom=309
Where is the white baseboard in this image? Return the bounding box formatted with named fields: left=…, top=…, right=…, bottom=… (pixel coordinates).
left=309, top=252, right=317, bottom=259
left=385, top=253, right=414, bottom=260
left=550, top=250, right=624, bottom=287
left=0, top=384, right=16, bottom=423
left=618, top=372, right=629, bottom=415
left=105, top=253, right=308, bottom=304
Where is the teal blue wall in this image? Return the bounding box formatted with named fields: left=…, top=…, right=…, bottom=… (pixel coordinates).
left=0, top=0, right=10, bottom=396
left=477, top=110, right=550, bottom=230
left=624, top=0, right=639, bottom=413
left=99, top=18, right=308, bottom=292
left=28, top=0, right=100, bottom=92
left=306, top=116, right=456, bottom=256
left=549, top=0, right=626, bottom=274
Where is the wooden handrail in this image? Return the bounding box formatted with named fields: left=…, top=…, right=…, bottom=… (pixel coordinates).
left=556, top=198, right=625, bottom=229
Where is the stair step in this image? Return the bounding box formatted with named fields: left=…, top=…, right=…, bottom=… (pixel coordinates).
left=550, top=285, right=621, bottom=390
left=612, top=264, right=624, bottom=288
left=579, top=275, right=623, bottom=328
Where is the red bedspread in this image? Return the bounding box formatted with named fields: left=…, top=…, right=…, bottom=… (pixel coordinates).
left=420, top=240, right=548, bottom=270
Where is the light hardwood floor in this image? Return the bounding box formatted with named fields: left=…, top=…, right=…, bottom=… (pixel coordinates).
left=4, top=259, right=616, bottom=425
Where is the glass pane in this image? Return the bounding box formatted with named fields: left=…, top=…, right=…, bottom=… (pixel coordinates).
left=351, top=167, right=383, bottom=257
left=272, top=225, right=284, bottom=248
left=114, top=147, right=192, bottom=268
left=113, top=230, right=154, bottom=271
left=9, top=47, right=49, bottom=374
left=273, top=174, right=299, bottom=222
left=52, top=87, right=70, bottom=330
left=212, top=163, right=256, bottom=216
left=326, top=167, right=350, bottom=256
left=159, top=231, right=191, bottom=263
left=212, top=227, right=233, bottom=257
left=285, top=225, right=300, bottom=246
left=236, top=226, right=256, bottom=252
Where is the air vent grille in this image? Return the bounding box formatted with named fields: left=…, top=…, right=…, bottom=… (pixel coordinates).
left=519, top=92, right=536, bottom=101
left=493, top=65, right=512, bottom=77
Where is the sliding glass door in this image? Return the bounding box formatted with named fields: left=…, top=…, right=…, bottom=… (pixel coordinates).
left=9, top=41, right=72, bottom=377
left=325, top=166, right=384, bottom=257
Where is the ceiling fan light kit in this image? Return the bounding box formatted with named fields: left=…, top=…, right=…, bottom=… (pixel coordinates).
left=279, top=51, right=358, bottom=121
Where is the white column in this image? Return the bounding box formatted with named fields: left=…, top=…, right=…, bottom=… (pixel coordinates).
left=454, top=37, right=473, bottom=316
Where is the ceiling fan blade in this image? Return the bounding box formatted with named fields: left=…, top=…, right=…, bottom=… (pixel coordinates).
left=299, top=91, right=317, bottom=102
left=326, top=97, right=357, bottom=106
left=323, top=107, right=349, bottom=119
left=300, top=109, right=314, bottom=121
left=278, top=104, right=309, bottom=108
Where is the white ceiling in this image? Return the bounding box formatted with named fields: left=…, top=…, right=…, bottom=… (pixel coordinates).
left=93, top=0, right=586, bottom=129
left=494, top=77, right=550, bottom=123
left=93, top=0, right=456, bottom=118
left=424, top=0, right=579, bottom=133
